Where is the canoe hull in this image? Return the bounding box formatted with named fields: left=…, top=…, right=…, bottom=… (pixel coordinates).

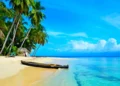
left=21, top=60, right=68, bottom=69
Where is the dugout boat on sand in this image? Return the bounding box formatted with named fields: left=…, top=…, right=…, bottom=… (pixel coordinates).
left=21, top=60, right=69, bottom=69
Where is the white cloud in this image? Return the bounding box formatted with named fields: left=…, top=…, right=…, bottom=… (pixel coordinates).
left=69, top=38, right=120, bottom=52
left=54, top=38, right=120, bottom=52
left=70, top=32, right=88, bottom=38
left=69, top=40, right=95, bottom=50
left=104, top=38, right=120, bottom=51
left=103, top=13, right=120, bottom=29
left=47, top=31, right=88, bottom=38
left=47, top=31, right=65, bottom=36
left=95, top=40, right=106, bottom=51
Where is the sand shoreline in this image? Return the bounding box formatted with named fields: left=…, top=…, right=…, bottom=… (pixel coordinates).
left=0, top=56, right=70, bottom=86
left=0, top=56, right=59, bottom=79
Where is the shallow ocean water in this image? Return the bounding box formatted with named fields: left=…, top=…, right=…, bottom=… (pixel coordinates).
left=69, top=57, right=120, bottom=86
left=35, top=57, right=120, bottom=86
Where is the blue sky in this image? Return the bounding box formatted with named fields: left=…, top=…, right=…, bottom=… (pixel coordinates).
left=2, top=0, right=120, bottom=56
left=35, top=0, right=120, bottom=56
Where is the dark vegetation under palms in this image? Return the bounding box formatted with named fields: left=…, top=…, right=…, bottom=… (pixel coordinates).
left=0, top=0, right=48, bottom=56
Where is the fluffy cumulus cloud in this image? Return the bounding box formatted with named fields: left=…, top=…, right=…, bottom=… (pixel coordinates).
left=68, top=38, right=120, bottom=52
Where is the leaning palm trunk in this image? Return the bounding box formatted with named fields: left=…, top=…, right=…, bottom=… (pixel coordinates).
left=0, top=14, right=18, bottom=54
left=6, top=26, right=16, bottom=53
left=19, top=28, right=32, bottom=51
left=8, top=15, right=21, bottom=55
left=32, top=44, right=40, bottom=57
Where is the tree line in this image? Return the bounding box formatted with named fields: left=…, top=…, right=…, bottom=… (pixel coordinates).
left=0, top=0, right=48, bottom=56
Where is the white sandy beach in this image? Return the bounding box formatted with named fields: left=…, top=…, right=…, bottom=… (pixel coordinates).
left=0, top=56, right=70, bottom=86
left=0, top=56, right=57, bottom=86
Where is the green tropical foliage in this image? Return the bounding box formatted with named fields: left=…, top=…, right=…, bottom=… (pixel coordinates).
left=0, top=0, right=48, bottom=56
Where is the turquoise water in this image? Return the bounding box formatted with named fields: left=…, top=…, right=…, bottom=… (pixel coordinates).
left=35, top=57, right=120, bottom=86
left=69, top=57, right=120, bottom=86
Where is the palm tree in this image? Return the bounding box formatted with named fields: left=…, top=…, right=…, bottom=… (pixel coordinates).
left=31, top=25, right=48, bottom=56
left=0, top=2, right=13, bottom=18
left=6, top=19, right=26, bottom=55
left=8, top=16, right=21, bottom=55
left=0, top=1, right=48, bottom=56
left=32, top=34, right=48, bottom=56
left=9, top=0, right=35, bottom=15
left=4, top=0, right=36, bottom=55
left=19, top=1, right=46, bottom=52
left=0, top=15, right=18, bottom=54
left=0, top=2, right=14, bottom=54
left=30, top=1, right=45, bottom=26
left=19, top=27, right=32, bottom=50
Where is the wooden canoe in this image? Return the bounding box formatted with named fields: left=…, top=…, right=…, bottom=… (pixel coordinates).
left=21, top=60, right=69, bottom=69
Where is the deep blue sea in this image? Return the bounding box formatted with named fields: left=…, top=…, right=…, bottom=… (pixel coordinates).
left=35, top=57, right=120, bottom=86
